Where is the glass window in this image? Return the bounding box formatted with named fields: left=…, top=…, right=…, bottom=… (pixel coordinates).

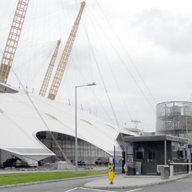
left=148, top=148, right=155, bottom=161
left=177, top=149, right=186, bottom=159
left=134, top=147, right=144, bottom=160
left=172, top=142, right=187, bottom=160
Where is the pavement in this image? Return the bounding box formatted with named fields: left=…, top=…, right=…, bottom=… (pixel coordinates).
left=84, top=172, right=192, bottom=189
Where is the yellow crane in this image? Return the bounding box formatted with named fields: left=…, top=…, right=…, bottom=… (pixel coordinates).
left=48, top=1, right=86, bottom=100
left=0, top=0, right=30, bottom=83
left=39, top=40, right=61, bottom=97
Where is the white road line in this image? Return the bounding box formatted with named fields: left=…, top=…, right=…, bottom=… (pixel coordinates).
left=64, top=187, right=78, bottom=192
left=126, top=188, right=142, bottom=192
left=79, top=187, right=117, bottom=192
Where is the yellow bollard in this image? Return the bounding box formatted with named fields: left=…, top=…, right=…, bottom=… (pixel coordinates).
left=108, top=165, right=115, bottom=184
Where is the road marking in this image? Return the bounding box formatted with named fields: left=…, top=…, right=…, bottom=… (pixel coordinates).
left=64, top=187, right=78, bottom=192
left=176, top=179, right=190, bottom=182
left=64, top=187, right=142, bottom=192
left=176, top=179, right=185, bottom=182
left=79, top=187, right=117, bottom=192
left=125, top=188, right=142, bottom=192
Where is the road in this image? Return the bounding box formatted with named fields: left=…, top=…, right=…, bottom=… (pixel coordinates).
left=0, top=175, right=192, bottom=192
left=141, top=176, right=192, bottom=192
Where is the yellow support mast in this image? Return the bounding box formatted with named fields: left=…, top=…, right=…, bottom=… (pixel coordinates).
left=48, top=2, right=86, bottom=100
left=0, top=0, right=29, bottom=83
left=39, top=40, right=61, bottom=97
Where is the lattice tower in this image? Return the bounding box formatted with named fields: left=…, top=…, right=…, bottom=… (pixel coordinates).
left=39, top=40, right=61, bottom=97
left=48, top=2, right=85, bottom=100
left=0, top=0, right=29, bottom=83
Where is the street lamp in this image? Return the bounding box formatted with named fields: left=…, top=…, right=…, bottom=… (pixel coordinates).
left=75, top=82, right=96, bottom=174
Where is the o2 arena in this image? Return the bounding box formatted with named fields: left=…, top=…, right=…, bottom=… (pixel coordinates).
left=0, top=1, right=137, bottom=167
left=0, top=82, right=136, bottom=166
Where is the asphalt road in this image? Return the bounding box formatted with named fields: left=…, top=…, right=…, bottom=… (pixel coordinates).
left=141, top=175, right=192, bottom=192
left=0, top=177, right=100, bottom=192
left=0, top=175, right=192, bottom=192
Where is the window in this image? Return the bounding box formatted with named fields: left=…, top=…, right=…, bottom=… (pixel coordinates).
left=172, top=142, right=187, bottom=160
left=134, top=147, right=144, bottom=160
left=177, top=149, right=186, bottom=159
left=148, top=148, right=155, bottom=161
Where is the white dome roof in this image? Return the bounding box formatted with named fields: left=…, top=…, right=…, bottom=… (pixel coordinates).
left=0, top=83, right=136, bottom=163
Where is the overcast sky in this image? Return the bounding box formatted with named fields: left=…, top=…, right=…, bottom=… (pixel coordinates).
left=1, top=0, right=192, bottom=132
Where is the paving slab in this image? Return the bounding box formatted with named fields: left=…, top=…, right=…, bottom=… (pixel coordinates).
left=84, top=172, right=192, bottom=189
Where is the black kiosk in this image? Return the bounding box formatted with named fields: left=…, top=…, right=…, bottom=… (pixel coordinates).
left=124, top=135, right=188, bottom=175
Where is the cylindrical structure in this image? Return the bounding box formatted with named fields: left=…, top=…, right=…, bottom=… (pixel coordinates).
left=156, top=101, right=192, bottom=143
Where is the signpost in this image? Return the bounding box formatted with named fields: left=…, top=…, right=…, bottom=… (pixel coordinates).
left=108, top=165, right=115, bottom=184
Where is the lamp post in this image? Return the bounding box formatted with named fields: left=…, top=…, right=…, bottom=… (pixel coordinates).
left=75, top=82, right=96, bottom=174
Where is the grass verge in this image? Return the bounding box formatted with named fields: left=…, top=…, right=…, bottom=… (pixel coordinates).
left=0, top=170, right=106, bottom=186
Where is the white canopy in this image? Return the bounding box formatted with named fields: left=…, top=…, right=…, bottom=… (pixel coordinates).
left=0, top=83, right=136, bottom=165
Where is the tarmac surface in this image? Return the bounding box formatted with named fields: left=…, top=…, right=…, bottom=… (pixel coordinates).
left=0, top=167, right=191, bottom=190
left=84, top=172, right=192, bottom=189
